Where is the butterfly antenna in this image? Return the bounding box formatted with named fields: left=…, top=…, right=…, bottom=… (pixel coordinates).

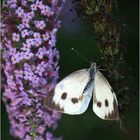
left=71, top=48, right=91, bottom=64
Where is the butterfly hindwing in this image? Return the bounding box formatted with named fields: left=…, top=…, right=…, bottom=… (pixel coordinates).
left=93, top=71, right=119, bottom=120
left=45, top=69, right=93, bottom=115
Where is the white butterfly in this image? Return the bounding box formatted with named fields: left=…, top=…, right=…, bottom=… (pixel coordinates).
left=45, top=62, right=119, bottom=120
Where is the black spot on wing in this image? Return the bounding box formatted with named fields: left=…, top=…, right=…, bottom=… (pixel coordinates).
left=105, top=99, right=109, bottom=107
left=105, top=99, right=119, bottom=120
left=71, top=98, right=78, bottom=104
left=61, top=92, right=67, bottom=100
left=97, top=101, right=102, bottom=107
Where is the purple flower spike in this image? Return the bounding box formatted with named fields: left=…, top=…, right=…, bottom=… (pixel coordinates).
left=1, top=0, right=65, bottom=139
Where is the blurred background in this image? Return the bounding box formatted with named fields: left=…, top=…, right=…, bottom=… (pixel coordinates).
left=2, top=0, right=139, bottom=140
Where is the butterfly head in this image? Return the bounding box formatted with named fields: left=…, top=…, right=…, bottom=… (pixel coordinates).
left=90, top=62, right=96, bottom=69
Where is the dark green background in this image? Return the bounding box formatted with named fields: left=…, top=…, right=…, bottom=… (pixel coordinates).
left=2, top=0, right=139, bottom=140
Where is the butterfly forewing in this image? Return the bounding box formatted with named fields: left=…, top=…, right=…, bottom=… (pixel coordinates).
left=45, top=69, right=93, bottom=115
left=93, top=71, right=119, bottom=120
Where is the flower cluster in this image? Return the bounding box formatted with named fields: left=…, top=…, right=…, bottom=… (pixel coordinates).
left=1, top=0, right=65, bottom=139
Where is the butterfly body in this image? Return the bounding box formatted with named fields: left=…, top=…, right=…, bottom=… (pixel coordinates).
left=45, top=63, right=119, bottom=120
left=83, top=63, right=96, bottom=95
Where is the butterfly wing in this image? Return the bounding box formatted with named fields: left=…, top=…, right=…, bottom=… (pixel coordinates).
left=93, top=71, right=119, bottom=120
left=45, top=69, right=93, bottom=115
